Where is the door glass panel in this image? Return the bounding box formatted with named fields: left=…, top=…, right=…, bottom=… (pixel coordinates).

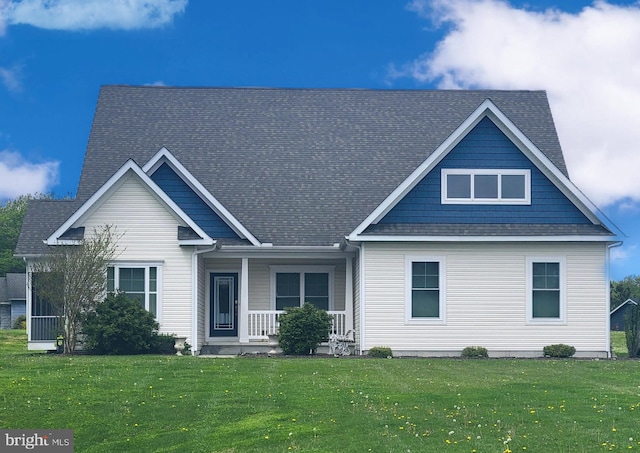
left=214, top=276, right=234, bottom=329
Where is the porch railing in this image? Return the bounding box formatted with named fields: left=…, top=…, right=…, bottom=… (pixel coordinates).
left=247, top=310, right=348, bottom=340
left=30, top=316, right=60, bottom=341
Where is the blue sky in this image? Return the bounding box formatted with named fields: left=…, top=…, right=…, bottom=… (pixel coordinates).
left=1, top=0, right=639, bottom=280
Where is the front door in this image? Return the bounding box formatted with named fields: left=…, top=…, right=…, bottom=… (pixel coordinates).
left=210, top=273, right=238, bottom=337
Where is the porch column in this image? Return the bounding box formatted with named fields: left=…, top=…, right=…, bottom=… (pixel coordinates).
left=239, top=257, right=249, bottom=343
left=345, top=256, right=354, bottom=333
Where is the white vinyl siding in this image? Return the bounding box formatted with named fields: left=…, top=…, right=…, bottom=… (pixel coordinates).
left=362, top=242, right=608, bottom=355
left=81, top=174, right=193, bottom=339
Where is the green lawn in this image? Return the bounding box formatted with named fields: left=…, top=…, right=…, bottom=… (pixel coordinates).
left=1, top=330, right=638, bottom=452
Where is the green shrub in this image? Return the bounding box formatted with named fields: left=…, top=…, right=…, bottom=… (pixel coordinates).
left=152, top=334, right=177, bottom=354
left=277, top=303, right=332, bottom=355
left=368, top=346, right=393, bottom=358
left=82, top=292, right=159, bottom=355
left=12, top=314, right=26, bottom=330
left=624, top=305, right=640, bottom=358
left=461, top=346, right=489, bottom=358
left=543, top=344, right=576, bottom=358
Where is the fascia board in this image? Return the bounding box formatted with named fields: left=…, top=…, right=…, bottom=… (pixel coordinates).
left=143, top=147, right=262, bottom=246
left=350, top=100, right=494, bottom=237
left=349, top=234, right=619, bottom=242
left=46, top=160, right=213, bottom=245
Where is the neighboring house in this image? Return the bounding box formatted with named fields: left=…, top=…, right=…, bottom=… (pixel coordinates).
left=15, top=86, right=622, bottom=357
left=0, top=273, right=27, bottom=329
left=610, top=299, right=638, bottom=331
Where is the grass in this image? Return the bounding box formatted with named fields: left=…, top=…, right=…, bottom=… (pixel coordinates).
left=1, top=330, right=638, bottom=452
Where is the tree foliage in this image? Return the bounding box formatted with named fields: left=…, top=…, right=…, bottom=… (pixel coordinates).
left=624, top=304, right=640, bottom=358
left=0, top=195, right=31, bottom=275
left=83, top=292, right=159, bottom=355
left=277, top=303, right=332, bottom=355
left=30, top=225, right=121, bottom=353
left=611, top=275, right=640, bottom=310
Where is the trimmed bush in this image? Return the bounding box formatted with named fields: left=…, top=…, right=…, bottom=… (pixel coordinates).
left=368, top=346, right=393, bottom=358
left=12, top=314, right=26, bottom=330
left=543, top=344, right=576, bottom=358
left=83, top=292, right=160, bottom=355
left=461, top=346, right=489, bottom=358
left=277, top=303, right=332, bottom=355
left=152, top=334, right=177, bottom=354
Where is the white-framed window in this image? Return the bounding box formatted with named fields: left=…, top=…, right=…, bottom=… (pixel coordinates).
left=526, top=257, right=566, bottom=324
left=405, top=256, right=446, bottom=323
left=442, top=169, right=530, bottom=204
left=107, top=263, right=162, bottom=320
left=270, top=266, right=334, bottom=311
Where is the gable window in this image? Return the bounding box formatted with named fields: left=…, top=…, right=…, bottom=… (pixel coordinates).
left=271, top=266, right=333, bottom=311
left=108, top=264, right=161, bottom=319
left=526, top=257, right=565, bottom=324
left=405, top=256, right=446, bottom=323
left=442, top=169, right=530, bottom=204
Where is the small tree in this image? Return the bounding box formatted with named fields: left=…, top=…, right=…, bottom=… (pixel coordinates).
left=30, top=225, right=120, bottom=353
left=624, top=304, right=640, bottom=358
left=277, top=303, right=332, bottom=355
left=83, top=292, right=159, bottom=355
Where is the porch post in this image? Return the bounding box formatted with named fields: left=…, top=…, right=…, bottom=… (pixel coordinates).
left=345, top=256, right=354, bottom=333
left=239, top=257, right=249, bottom=343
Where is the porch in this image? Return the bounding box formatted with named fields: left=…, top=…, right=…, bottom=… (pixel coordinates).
left=199, top=254, right=355, bottom=354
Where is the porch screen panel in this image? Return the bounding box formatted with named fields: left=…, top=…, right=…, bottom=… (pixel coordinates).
left=276, top=273, right=300, bottom=310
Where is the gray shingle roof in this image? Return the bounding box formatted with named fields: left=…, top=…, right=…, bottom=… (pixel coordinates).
left=16, top=199, right=80, bottom=255
left=363, top=223, right=613, bottom=237
left=18, top=86, right=594, bottom=251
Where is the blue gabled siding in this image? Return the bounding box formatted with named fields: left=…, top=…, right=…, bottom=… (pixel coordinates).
left=380, top=117, right=591, bottom=225
left=150, top=163, right=240, bottom=238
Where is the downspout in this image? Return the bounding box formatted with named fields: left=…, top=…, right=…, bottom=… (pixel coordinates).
left=344, top=238, right=365, bottom=355
left=191, top=244, right=217, bottom=356
left=606, top=241, right=623, bottom=358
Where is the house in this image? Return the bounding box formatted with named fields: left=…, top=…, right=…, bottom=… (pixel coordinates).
left=15, top=86, right=622, bottom=357
left=0, top=273, right=27, bottom=329
left=610, top=299, right=638, bottom=331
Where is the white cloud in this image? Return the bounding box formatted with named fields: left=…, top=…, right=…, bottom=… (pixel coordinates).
left=397, top=0, right=640, bottom=207
left=0, top=64, right=23, bottom=91
left=1, top=0, right=187, bottom=31
left=0, top=150, right=59, bottom=199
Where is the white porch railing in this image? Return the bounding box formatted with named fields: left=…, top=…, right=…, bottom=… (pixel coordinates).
left=247, top=310, right=348, bottom=340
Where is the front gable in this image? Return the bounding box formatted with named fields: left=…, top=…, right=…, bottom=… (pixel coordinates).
left=46, top=161, right=214, bottom=246
left=379, top=117, right=591, bottom=225
left=350, top=99, right=620, bottom=241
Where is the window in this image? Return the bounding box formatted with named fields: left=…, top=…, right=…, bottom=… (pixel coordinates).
left=526, top=257, right=565, bottom=323
left=405, top=257, right=445, bottom=323
left=108, top=264, right=161, bottom=318
left=442, top=169, right=530, bottom=204
left=271, top=266, right=333, bottom=310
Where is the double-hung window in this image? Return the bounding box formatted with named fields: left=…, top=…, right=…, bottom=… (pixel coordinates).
left=526, top=257, right=565, bottom=323
left=442, top=169, right=530, bottom=204
left=107, top=264, right=161, bottom=319
left=271, top=266, right=333, bottom=311
left=405, top=257, right=445, bottom=323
